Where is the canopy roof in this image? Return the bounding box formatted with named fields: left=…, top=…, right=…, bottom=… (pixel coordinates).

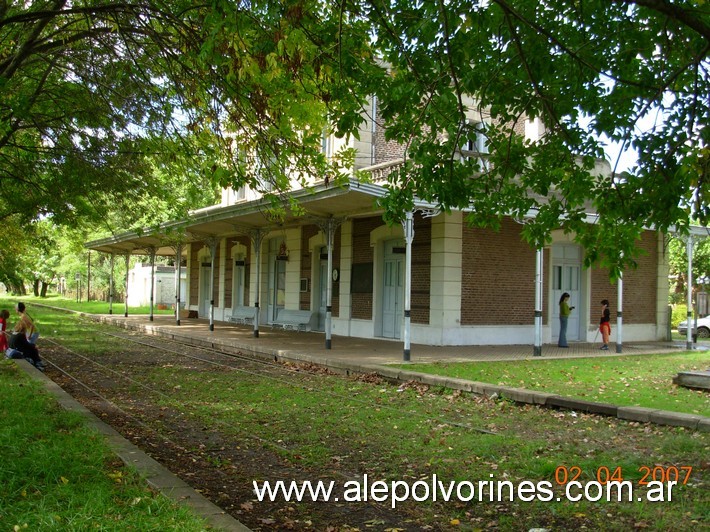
left=85, top=178, right=424, bottom=256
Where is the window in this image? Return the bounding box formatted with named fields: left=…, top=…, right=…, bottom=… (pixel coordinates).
left=460, top=120, right=489, bottom=170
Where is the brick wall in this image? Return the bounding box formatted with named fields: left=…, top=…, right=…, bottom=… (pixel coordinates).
left=590, top=230, right=658, bottom=324
left=461, top=218, right=539, bottom=325
left=374, top=128, right=406, bottom=165
left=351, top=216, right=380, bottom=319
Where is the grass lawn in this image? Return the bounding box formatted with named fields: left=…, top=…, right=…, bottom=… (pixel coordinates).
left=19, top=303, right=710, bottom=530
left=0, top=361, right=209, bottom=531
left=392, top=352, right=710, bottom=416
left=8, top=294, right=174, bottom=315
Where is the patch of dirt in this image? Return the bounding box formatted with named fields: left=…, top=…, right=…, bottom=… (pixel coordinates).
left=41, top=343, right=439, bottom=531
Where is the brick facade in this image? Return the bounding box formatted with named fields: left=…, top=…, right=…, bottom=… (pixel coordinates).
left=461, top=218, right=539, bottom=326
left=351, top=216, right=380, bottom=320
left=590, top=230, right=658, bottom=325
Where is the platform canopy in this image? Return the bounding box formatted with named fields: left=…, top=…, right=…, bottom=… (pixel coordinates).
left=85, top=178, right=409, bottom=256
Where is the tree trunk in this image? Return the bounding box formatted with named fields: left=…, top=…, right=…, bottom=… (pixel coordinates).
left=40, top=281, right=49, bottom=297
left=33, top=279, right=40, bottom=297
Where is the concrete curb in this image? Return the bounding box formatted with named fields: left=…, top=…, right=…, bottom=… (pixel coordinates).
left=372, top=365, right=709, bottom=432
left=13, top=360, right=250, bottom=532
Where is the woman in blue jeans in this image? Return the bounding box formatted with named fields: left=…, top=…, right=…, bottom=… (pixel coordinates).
left=558, top=292, right=574, bottom=348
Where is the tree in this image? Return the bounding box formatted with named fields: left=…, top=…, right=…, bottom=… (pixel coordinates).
left=328, top=0, right=708, bottom=276
left=2, top=1, right=708, bottom=279
left=0, top=0, right=222, bottom=228
left=668, top=236, right=710, bottom=300
left=159, top=0, right=708, bottom=276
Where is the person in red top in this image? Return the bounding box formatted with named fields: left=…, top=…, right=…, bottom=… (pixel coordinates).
left=599, top=299, right=611, bottom=350
left=0, top=309, right=9, bottom=352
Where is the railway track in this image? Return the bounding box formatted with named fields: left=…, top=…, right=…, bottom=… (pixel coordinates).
left=39, top=328, right=492, bottom=530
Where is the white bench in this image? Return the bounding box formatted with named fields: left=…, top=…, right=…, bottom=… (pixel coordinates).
left=270, top=309, right=315, bottom=332
left=226, top=306, right=257, bottom=325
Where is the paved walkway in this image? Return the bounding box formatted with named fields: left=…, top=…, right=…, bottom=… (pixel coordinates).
left=93, top=313, right=688, bottom=366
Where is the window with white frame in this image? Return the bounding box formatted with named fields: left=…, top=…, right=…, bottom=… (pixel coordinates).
left=460, top=120, right=489, bottom=170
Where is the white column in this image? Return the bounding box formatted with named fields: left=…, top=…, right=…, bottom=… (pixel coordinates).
left=616, top=271, right=623, bottom=353
left=325, top=220, right=334, bottom=349
left=149, top=247, right=156, bottom=322
left=403, top=211, right=414, bottom=361
left=429, top=212, right=462, bottom=344
left=108, top=254, right=114, bottom=315
left=687, top=236, right=694, bottom=349
left=534, top=247, right=543, bottom=356
left=175, top=244, right=182, bottom=326
left=124, top=253, right=130, bottom=317
left=208, top=238, right=218, bottom=331
left=250, top=230, right=264, bottom=338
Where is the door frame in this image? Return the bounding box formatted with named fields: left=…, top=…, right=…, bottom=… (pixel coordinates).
left=551, top=243, right=585, bottom=342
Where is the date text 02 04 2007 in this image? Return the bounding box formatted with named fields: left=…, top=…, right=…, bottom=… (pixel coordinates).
left=554, top=465, right=694, bottom=486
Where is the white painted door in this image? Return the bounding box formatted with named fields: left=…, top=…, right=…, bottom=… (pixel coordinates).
left=552, top=245, right=582, bottom=341
left=382, top=245, right=404, bottom=339
left=267, top=239, right=286, bottom=323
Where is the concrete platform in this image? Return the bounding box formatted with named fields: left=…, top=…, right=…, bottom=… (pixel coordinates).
left=673, top=370, right=710, bottom=390
left=91, top=313, right=687, bottom=366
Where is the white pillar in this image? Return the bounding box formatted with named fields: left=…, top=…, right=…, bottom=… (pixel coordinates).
left=616, top=271, right=623, bottom=353
left=403, top=211, right=414, bottom=361
left=250, top=230, right=264, bottom=338
left=687, top=236, right=694, bottom=349
left=208, top=238, right=218, bottom=331
left=175, top=244, right=182, bottom=326
left=108, top=254, right=114, bottom=315
left=124, top=253, right=130, bottom=317
left=534, top=247, right=543, bottom=356
left=149, top=247, right=156, bottom=322
left=325, top=220, right=334, bottom=349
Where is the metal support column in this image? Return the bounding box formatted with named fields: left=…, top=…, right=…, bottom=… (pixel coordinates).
left=148, top=247, right=156, bottom=322
left=314, top=217, right=344, bottom=349
left=250, top=230, right=264, bottom=338
left=534, top=247, right=543, bottom=356
left=402, top=212, right=414, bottom=361
left=175, top=244, right=182, bottom=326
left=325, top=220, right=335, bottom=349
left=616, top=270, right=624, bottom=353
left=687, top=236, right=694, bottom=350
left=124, top=253, right=130, bottom=317
left=108, top=253, right=114, bottom=315
left=207, top=238, right=218, bottom=332
left=87, top=251, right=91, bottom=302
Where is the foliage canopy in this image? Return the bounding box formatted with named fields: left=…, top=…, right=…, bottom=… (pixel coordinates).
left=1, top=0, right=708, bottom=278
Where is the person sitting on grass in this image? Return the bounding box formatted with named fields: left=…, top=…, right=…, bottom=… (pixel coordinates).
left=0, top=309, right=9, bottom=353
left=8, top=302, right=44, bottom=370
